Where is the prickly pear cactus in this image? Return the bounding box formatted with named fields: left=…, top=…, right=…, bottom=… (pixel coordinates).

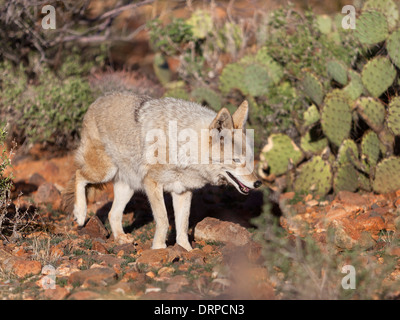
left=320, top=92, right=352, bottom=147
left=356, top=97, right=386, bottom=131
left=387, top=29, right=400, bottom=68
left=354, top=11, right=389, bottom=45
left=361, top=57, right=396, bottom=98
left=294, top=156, right=332, bottom=196
left=327, top=59, right=348, bottom=85
left=387, top=96, right=400, bottom=135
left=337, top=139, right=359, bottom=165
left=301, top=71, right=324, bottom=106
left=343, top=70, right=364, bottom=101
left=219, top=62, right=247, bottom=95
left=191, top=87, right=221, bottom=110
left=361, top=130, right=381, bottom=168
left=244, top=64, right=271, bottom=96
left=303, top=104, right=320, bottom=127
left=363, top=0, right=399, bottom=31
left=300, top=130, right=328, bottom=155
left=260, top=134, right=304, bottom=176
left=334, top=163, right=359, bottom=193
left=372, top=157, right=400, bottom=193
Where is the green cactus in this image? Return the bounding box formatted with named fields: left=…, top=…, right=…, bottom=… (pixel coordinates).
left=387, top=96, right=400, bottom=135
left=219, top=62, right=247, bottom=95
left=300, top=130, right=328, bottom=155
left=260, top=133, right=304, bottom=176
left=301, top=71, right=324, bottom=106
left=303, top=104, right=320, bottom=127
left=316, top=15, right=333, bottom=35
left=387, top=28, right=400, bottom=69
left=354, top=11, right=389, bottom=45
left=190, top=87, right=221, bottom=110
left=361, top=130, right=381, bottom=168
left=372, top=156, right=400, bottom=193
left=334, top=163, right=359, bottom=193
left=243, top=63, right=271, bottom=96
left=320, top=91, right=352, bottom=147
left=254, top=48, right=284, bottom=84
left=327, top=59, right=348, bottom=85
left=363, top=0, right=399, bottom=31
left=343, top=70, right=364, bottom=101
left=361, top=56, right=397, bottom=98
left=337, top=139, right=359, bottom=165
left=186, top=10, right=213, bottom=39
left=294, top=156, right=332, bottom=196
left=358, top=173, right=372, bottom=191
left=355, top=97, right=386, bottom=132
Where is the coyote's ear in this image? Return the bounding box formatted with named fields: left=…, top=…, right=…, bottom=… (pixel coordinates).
left=232, top=100, right=248, bottom=129
left=210, top=107, right=233, bottom=131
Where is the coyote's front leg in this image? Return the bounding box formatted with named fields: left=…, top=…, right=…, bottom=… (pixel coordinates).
left=172, top=191, right=193, bottom=251
left=143, top=177, right=169, bottom=249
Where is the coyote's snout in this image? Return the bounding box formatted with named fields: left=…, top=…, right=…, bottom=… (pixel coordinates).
left=62, top=92, right=261, bottom=250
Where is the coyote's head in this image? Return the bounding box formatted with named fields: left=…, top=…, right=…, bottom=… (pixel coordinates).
left=206, top=101, right=262, bottom=195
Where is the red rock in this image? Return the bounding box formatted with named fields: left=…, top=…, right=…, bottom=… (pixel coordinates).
left=68, top=290, right=101, bottom=300
left=42, top=285, right=69, bottom=300
left=194, top=217, right=251, bottom=246
left=336, top=191, right=366, bottom=207
left=34, top=182, right=61, bottom=204
left=136, top=248, right=170, bottom=267
left=78, top=215, right=109, bottom=240
left=28, top=173, right=46, bottom=186
left=68, top=267, right=117, bottom=287
left=13, top=260, right=42, bottom=278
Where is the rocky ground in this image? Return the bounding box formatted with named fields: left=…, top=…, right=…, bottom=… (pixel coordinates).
left=0, top=151, right=399, bottom=300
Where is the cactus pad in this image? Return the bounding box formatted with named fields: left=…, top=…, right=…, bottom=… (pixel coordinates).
left=387, top=96, right=400, bottom=135
left=356, top=97, right=386, bottom=131
left=244, top=63, right=271, bottom=96
left=186, top=10, right=213, bottom=39
left=387, top=29, right=400, bottom=69
left=337, top=139, right=359, bottom=165
left=219, top=62, right=247, bottom=95
left=260, top=134, right=304, bottom=176
left=294, top=156, right=332, bottom=196
left=301, top=71, right=324, bottom=106
left=303, top=104, right=320, bottom=127
left=354, top=11, right=389, bottom=45
left=300, top=130, right=328, bottom=155
left=363, top=0, right=399, bottom=31
left=327, top=59, right=348, bottom=85
left=343, top=70, right=364, bottom=101
left=191, top=87, right=221, bottom=110
left=372, top=157, right=400, bottom=193
left=361, top=130, right=381, bottom=167
left=321, top=92, right=352, bottom=147
left=361, top=57, right=396, bottom=98
left=334, top=163, right=359, bottom=193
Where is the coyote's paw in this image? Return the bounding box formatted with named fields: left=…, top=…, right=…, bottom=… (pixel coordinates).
left=115, top=233, right=134, bottom=245
left=176, top=240, right=192, bottom=252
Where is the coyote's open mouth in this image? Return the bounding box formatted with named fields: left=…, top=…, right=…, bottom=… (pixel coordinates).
left=226, top=171, right=251, bottom=195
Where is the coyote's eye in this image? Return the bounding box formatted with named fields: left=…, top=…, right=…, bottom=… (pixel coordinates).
left=233, top=158, right=241, bottom=163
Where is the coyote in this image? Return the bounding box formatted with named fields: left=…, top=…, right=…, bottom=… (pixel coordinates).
left=63, top=92, right=261, bottom=251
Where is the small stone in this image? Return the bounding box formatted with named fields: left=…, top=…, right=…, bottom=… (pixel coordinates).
left=42, top=285, right=69, bottom=300
left=29, top=173, right=46, bottom=186
left=136, top=248, right=169, bottom=268
left=12, top=260, right=42, bottom=278
left=68, top=290, right=101, bottom=300
left=34, top=182, right=61, bottom=204
left=194, top=217, right=251, bottom=246
left=78, top=215, right=109, bottom=240
left=68, top=267, right=117, bottom=287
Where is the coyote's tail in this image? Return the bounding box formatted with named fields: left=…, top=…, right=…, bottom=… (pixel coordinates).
left=61, top=173, right=76, bottom=214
